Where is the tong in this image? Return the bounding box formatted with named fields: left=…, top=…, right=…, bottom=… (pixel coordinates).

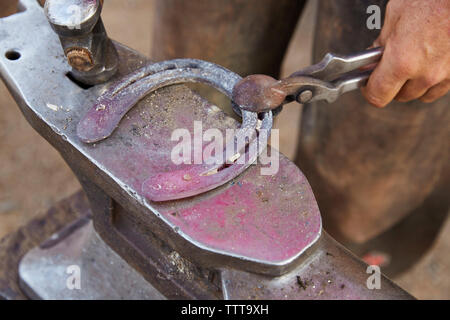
left=232, top=47, right=384, bottom=113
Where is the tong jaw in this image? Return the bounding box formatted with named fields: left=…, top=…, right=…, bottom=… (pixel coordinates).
left=232, top=47, right=383, bottom=112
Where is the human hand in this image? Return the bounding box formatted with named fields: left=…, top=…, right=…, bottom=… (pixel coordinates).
left=362, top=0, right=450, bottom=107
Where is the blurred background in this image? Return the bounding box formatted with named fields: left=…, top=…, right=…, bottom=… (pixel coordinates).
left=0, top=0, right=448, bottom=299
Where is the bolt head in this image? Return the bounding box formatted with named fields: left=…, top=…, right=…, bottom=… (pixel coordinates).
left=66, top=48, right=94, bottom=72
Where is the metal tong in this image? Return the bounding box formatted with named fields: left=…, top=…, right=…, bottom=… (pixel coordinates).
left=232, top=47, right=384, bottom=113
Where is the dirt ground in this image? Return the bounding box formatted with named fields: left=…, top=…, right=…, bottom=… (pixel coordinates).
left=0, top=0, right=448, bottom=299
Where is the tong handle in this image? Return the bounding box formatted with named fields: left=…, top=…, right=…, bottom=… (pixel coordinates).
left=290, top=47, right=384, bottom=104
left=331, top=69, right=373, bottom=98
left=291, top=47, right=384, bottom=81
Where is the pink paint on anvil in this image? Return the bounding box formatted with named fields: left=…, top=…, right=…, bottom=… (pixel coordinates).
left=165, top=160, right=322, bottom=263
left=79, top=83, right=321, bottom=264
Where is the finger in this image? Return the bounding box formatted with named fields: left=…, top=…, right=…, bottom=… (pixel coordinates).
left=419, top=79, right=450, bottom=103
left=375, top=0, right=401, bottom=46
left=361, top=43, right=409, bottom=108
left=395, top=77, right=437, bottom=102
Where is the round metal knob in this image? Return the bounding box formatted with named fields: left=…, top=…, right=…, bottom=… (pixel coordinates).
left=45, top=0, right=102, bottom=36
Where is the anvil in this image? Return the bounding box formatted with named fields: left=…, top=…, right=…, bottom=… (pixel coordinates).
left=0, top=0, right=412, bottom=299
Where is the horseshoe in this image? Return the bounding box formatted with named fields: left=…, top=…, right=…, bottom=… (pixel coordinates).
left=77, top=59, right=273, bottom=201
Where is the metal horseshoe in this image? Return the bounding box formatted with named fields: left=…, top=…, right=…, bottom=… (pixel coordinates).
left=77, top=59, right=273, bottom=201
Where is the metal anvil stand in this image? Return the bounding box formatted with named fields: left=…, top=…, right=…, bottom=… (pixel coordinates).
left=0, top=0, right=412, bottom=299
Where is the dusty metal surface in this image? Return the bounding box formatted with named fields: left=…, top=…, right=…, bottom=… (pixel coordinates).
left=19, top=220, right=165, bottom=300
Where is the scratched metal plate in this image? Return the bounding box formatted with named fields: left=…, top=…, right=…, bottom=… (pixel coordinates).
left=0, top=0, right=320, bottom=273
